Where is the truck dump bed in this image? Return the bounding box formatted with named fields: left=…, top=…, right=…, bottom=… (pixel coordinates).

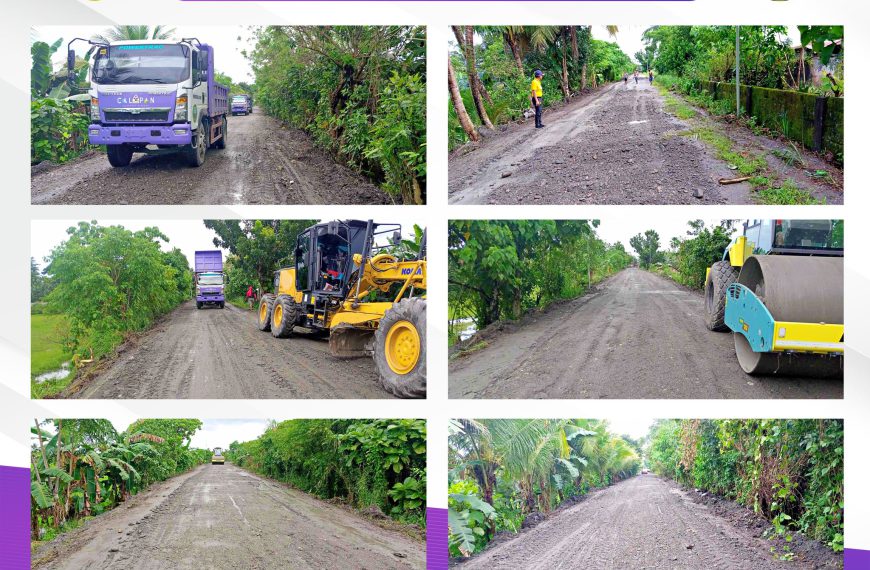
left=195, top=250, right=223, bottom=272
left=202, top=44, right=228, bottom=117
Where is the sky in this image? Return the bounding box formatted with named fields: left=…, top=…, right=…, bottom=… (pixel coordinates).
left=33, top=25, right=256, bottom=84
left=31, top=218, right=424, bottom=272
left=608, top=417, right=656, bottom=440
left=595, top=218, right=732, bottom=254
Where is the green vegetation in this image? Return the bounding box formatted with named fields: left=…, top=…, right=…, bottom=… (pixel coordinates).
left=449, top=26, right=633, bottom=149
left=448, top=419, right=640, bottom=557
left=31, top=419, right=209, bottom=542
left=648, top=419, right=844, bottom=553
left=448, top=220, right=633, bottom=344
left=226, top=419, right=427, bottom=529
left=33, top=222, right=193, bottom=397
left=248, top=26, right=426, bottom=204
left=30, top=314, right=73, bottom=398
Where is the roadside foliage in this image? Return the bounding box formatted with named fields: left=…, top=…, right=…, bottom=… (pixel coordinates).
left=448, top=220, right=633, bottom=344
left=34, top=222, right=192, bottom=396
left=448, top=26, right=633, bottom=149
left=226, top=419, right=427, bottom=528
left=30, top=419, right=209, bottom=542
left=248, top=26, right=427, bottom=204
left=447, top=419, right=641, bottom=557
left=648, top=419, right=844, bottom=553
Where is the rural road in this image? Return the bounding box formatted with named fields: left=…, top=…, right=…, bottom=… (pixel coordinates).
left=31, top=463, right=424, bottom=570
left=449, top=268, right=842, bottom=399
left=68, top=301, right=391, bottom=399
left=457, top=476, right=828, bottom=569
left=31, top=108, right=389, bottom=205
left=449, top=80, right=743, bottom=205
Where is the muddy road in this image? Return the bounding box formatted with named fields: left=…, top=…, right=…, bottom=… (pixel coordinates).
left=66, top=301, right=391, bottom=399
left=449, top=268, right=842, bottom=399
left=31, top=108, right=389, bottom=205
left=448, top=81, right=840, bottom=205
left=31, top=464, right=424, bottom=570
left=456, top=476, right=837, bottom=569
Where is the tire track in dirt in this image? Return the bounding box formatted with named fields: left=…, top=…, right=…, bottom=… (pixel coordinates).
left=456, top=476, right=826, bottom=570
left=67, top=301, right=390, bottom=399
left=31, top=109, right=390, bottom=205
left=449, top=268, right=842, bottom=400
left=32, top=464, right=424, bottom=570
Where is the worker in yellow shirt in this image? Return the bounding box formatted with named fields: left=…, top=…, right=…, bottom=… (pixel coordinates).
left=530, top=70, right=545, bottom=129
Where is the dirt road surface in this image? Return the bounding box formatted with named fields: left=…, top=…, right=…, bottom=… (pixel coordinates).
left=456, top=476, right=835, bottom=570
left=67, top=301, right=391, bottom=399
left=31, top=464, right=424, bottom=570
left=31, top=108, right=389, bottom=205
left=449, top=268, right=842, bottom=399
left=448, top=81, right=840, bottom=205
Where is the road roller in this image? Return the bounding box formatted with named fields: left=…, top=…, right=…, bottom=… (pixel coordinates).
left=705, top=220, right=843, bottom=378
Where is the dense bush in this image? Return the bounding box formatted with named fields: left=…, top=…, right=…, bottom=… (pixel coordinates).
left=249, top=26, right=427, bottom=204
left=226, top=419, right=427, bottom=527
left=448, top=419, right=640, bottom=557
left=666, top=220, right=736, bottom=289
left=448, top=220, right=633, bottom=335
left=31, top=98, right=92, bottom=165
left=648, top=419, right=843, bottom=552
left=31, top=419, right=208, bottom=541
left=43, top=222, right=193, bottom=361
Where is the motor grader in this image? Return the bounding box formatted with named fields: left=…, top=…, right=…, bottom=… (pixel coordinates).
left=257, top=220, right=426, bottom=398
left=705, top=219, right=843, bottom=378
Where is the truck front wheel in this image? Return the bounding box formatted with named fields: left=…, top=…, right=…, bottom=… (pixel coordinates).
left=106, top=144, right=133, bottom=167
left=214, top=116, right=227, bottom=150
left=186, top=121, right=207, bottom=167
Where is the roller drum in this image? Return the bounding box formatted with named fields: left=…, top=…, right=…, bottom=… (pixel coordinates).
left=734, top=255, right=843, bottom=378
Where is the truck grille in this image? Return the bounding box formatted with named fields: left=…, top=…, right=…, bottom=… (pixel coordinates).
left=103, top=108, right=171, bottom=123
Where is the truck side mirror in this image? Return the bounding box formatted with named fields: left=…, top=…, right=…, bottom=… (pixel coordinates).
left=67, top=49, right=76, bottom=74
left=392, top=231, right=402, bottom=245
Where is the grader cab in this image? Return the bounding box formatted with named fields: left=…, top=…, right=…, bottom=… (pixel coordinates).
left=257, top=220, right=426, bottom=398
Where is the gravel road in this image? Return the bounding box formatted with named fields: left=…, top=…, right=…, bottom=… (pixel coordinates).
left=31, top=108, right=389, bottom=205
left=448, top=81, right=838, bottom=205
left=456, top=475, right=833, bottom=570
left=449, top=268, right=842, bottom=399
left=31, top=464, right=424, bottom=570
left=66, top=301, right=392, bottom=399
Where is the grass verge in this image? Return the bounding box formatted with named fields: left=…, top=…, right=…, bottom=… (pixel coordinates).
left=31, top=313, right=75, bottom=398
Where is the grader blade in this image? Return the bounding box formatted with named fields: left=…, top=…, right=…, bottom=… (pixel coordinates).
left=329, top=324, right=374, bottom=359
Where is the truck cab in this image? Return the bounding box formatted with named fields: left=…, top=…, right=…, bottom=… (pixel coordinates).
left=211, top=447, right=224, bottom=465
left=72, top=38, right=228, bottom=168
left=231, top=94, right=250, bottom=115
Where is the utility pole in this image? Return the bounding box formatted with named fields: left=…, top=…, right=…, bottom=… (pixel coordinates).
left=735, top=26, right=741, bottom=117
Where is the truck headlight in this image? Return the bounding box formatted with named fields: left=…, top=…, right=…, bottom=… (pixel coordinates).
left=90, top=97, right=99, bottom=121
left=174, top=94, right=188, bottom=122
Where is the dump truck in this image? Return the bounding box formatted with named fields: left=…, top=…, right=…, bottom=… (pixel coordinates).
left=211, top=447, right=225, bottom=465
left=195, top=250, right=225, bottom=309
left=231, top=94, right=251, bottom=115
left=68, top=37, right=228, bottom=167
left=256, top=220, right=426, bottom=398
left=705, top=220, right=843, bottom=378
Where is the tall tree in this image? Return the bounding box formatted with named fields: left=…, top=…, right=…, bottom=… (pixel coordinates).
left=453, top=26, right=494, bottom=129
left=629, top=229, right=663, bottom=269
left=448, top=58, right=480, bottom=142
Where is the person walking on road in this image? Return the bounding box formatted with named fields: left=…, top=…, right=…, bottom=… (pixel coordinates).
left=531, top=70, right=545, bottom=129
left=634, top=69, right=639, bottom=84
left=648, top=69, right=654, bottom=84
left=623, top=72, right=628, bottom=86
left=246, top=285, right=255, bottom=309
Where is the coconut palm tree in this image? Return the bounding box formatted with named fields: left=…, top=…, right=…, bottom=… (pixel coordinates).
left=92, top=25, right=177, bottom=44
left=448, top=58, right=480, bottom=142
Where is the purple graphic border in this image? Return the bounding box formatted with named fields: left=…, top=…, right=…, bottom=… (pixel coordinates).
left=427, top=507, right=448, bottom=568
left=0, top=466, right=29, bottom=569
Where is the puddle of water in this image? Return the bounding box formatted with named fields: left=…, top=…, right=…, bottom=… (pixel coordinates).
left=628, top=120, right=649, bottom=125
left=34, top=362, right=71, bottom=383
left=450, top=318, right=477, bottom=341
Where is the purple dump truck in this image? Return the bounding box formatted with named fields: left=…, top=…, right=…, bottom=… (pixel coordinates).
left=194, top=250, right=225, bottom=309
left=69, top=38, right=229, bottom=168
left=231, top=94, right=251, bottom=116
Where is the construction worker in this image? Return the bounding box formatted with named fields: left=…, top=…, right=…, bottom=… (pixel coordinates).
left=246, top=285, right=255, bottom=309
left=530, top=70, right=545, bottom=129
left=622, top=72, right=628, bottom=86
left=648, top=69, right=654, bottom=84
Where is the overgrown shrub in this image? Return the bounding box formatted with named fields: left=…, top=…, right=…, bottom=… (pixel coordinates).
left=31, top=98, right=92, bottom=165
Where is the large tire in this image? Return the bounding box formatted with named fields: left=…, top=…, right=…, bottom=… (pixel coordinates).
left=106, top=144, right=133, bottom=167
left=705, top=260, right=740, bottom=332
left=186, top=120, right=207, bottom=167
left=196, top=301, right=202, bottom=310
left=219, top=301, right=225, bottom=309
left=257, top=293, right=276, bottom=331
left=270, top=295, right=300, bottom=338
left=374, top=298, right=426, bottom=398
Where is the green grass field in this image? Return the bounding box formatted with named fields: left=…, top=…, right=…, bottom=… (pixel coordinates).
left=31, top=313, right=73, bottom=398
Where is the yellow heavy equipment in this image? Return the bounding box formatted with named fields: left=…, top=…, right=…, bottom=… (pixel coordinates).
left=257, top=220, right=426, bottom=398
left=705, top=220, right=843, bottom=378
left=211, top=447, right=225, bottom=465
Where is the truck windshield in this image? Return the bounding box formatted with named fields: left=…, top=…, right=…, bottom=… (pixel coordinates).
left=774, top=220, right=843, bottom=251
left=93, top=44, right=190, bottom=85
left=198, top=274, right=223, bottom=285
left=232, top=96, right=247, bottom=102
